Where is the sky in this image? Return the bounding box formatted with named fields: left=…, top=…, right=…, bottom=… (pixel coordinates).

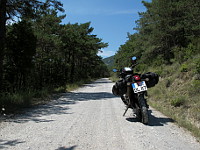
left=60, top=0, right=148, bottom=58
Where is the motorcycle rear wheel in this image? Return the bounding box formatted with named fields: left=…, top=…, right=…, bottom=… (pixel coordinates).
left=138, top=94, right=149, bottom=125
left=141, top=107, right=148, bottom=125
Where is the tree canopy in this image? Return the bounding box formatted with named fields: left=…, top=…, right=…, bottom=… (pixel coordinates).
left=0, top=0, right=109, bottom=94
left=114, top=0, right=200, bottom=69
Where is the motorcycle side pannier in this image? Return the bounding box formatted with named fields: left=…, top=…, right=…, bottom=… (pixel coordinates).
left=112, top=79, right=127, bottom=96
left=141, top=72, right=159, bottom=88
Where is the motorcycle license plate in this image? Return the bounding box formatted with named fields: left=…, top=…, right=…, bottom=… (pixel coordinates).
left=132, top=81, right=147, bottom=93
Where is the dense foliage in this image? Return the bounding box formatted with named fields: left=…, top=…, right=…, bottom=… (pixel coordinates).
left=114, top=0, right=200, bottom=69
left=0, top=0, right=64, bottom=91
left=0, top=1, right=109, bottom=103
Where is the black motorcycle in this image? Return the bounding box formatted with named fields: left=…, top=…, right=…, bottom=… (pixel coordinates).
left=112, top=57, right=159, bottom=125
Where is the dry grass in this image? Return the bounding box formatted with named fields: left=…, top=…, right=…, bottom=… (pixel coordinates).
left=148, top=63, right=200, bottom=141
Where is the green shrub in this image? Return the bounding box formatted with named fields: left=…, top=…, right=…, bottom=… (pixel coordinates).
left=54, top=86, right=67, bottom=93
left=155, top=69, right=163, bottom=76
left=189, top=80, right=200, bottom=95
left=173, top=46, right=186, bottom=63
left=184, top=43, right=197, bottom=59
left=165, top=79, right=171, bottom=88
left=195, top=58, right=200, bottom=74
left=33, top=88, right=50, bottom=98
left=170, top=96, right=185, bottom=107
left=0, top=91, right=33, bottom=107
left=180, top=64, right=188, bottom=72
left=136, top=64, right=147, bottom=72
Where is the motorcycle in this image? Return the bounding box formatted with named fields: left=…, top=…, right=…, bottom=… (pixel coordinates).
left=112, top=57, right=159, bottom=125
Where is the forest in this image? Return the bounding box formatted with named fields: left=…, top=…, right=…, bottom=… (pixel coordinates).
left=115, top=0, right=200, bottom=70
left=114, top=0, right=200, bottom=138
left=0, top=0, right=109, bottom=108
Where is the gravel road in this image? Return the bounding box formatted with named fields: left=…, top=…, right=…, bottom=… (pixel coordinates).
left=0, top=78, right=200, bottom=150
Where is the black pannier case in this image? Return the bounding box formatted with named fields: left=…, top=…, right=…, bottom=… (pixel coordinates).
left=141, top=72, right=159, bottom=88
left=112, top=79, right=127, bottom=96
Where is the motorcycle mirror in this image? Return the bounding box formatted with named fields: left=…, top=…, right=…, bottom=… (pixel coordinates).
left=113, top=69, right=118, bottom=72
left=132, top=56, right=137, bottom=61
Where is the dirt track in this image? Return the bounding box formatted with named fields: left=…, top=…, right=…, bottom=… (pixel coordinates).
left=0, top=78, right=200, bottom=150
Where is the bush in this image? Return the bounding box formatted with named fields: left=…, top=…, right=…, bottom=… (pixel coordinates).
left=170, top=96, right=185, bottom=107
left=165, top=79, right=171, bottom=88
left=180, top=64, right=188, bottom=72
left=0, top=91, right=33, bottom=108
left=136, top=64, right=147, bottom=72
left=33, top=88, right=50, bottom=98
left=184, top=43, right=197, bottom=59
left=155, top=69, right=163, bottom=76
left=173, top=46, right=186, bottom=63
left=189, top=80, right=200, bottom=95
left=195, top=58, right=200, bottom=74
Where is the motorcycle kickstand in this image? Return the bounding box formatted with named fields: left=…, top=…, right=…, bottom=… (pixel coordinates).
left=123, top=105, right=129, bottom=116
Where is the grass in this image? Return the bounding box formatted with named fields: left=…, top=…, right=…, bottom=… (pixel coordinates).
left=147, top=61, right=200, bottom=141
left=170, top=96, right=186, bottom=107
left=66, top=79, right=94, bottom=91
left=0, top=79, right=94, bottom=114
left=0, top=89, right=50, bottom=114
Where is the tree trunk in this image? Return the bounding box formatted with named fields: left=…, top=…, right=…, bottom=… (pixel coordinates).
left=70, top=54, right=74, bottom=83
left=0, top=0, right=7, bottom=92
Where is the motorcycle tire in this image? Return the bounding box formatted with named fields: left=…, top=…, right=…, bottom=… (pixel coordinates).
left=135, top=103, right=141, bottom=121
left=138, top=94, right=149, bottom=125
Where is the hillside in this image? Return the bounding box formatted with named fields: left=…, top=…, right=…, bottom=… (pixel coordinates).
left=144, top=57, right=200, bottom=140
left=103, top=55, right=114, bottom=68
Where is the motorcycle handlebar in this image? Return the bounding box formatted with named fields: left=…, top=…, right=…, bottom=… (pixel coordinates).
left=131, top=63, right=138, bottom=69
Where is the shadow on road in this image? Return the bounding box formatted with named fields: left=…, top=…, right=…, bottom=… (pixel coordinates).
left=0, top=139, right=25, bottom=149
left=3, top=101, right=71, bottom=124
left=0, top=79, right=115, bottom=124
left=2, top=90, right=116, bottom=124
left=148, top=110, right=174, bottom=126
left=126, top=110, right=174, bottom=126
left=61, top=91, right=116, bottom=102
left=56, top=145, right=77, bottom=150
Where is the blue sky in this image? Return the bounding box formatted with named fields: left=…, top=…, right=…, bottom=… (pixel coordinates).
left=61, top=0, right=148, bottom=58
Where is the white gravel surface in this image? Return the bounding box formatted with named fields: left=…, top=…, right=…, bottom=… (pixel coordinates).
left=0, top=78, right=200, bottom=150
